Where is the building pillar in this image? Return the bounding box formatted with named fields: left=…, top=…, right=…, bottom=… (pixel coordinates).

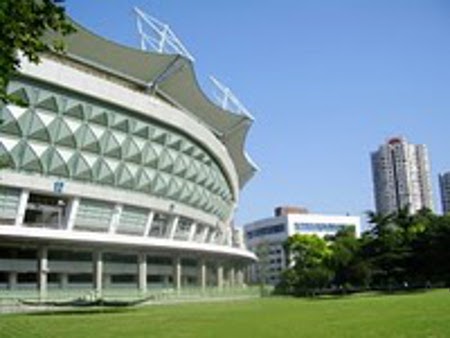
left=173, top=256, right=181, bottom=292
left=236, top=268, right=244, bottom=287
left=144, top=211, right=154, bottom=236
left=217, top=264, right=223, bottom=290
left=8, top=272, right=17, bottom=290
left=201, top=226, right=209, bottom=243
left=198, top=259, right=206, bottom=291
left=188, top=222, right=197, bottom=242
left=138, top=252, right=147, bottom=293
left=60, top=273, right=68, bottom=289
left=15, top=189, right=29, bottom=227
left=209, top=230, right=218, bottom=244
left=38, top=247, right=48, bottom=300
left=93, top=251, right=103, bottom=297
left=229, top=267, right=235, bottom=288
left=66, top=197, right=80, bottom=231
left=109, top=204, right=122, bottom=234
left=168, top=216, right=179, bottom=239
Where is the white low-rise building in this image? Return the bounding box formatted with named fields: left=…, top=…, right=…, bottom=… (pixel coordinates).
left=244, top=207, right=360, bottom=285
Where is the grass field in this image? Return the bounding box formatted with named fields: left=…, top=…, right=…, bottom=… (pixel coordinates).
left=1, top=290, right=449, bottom=338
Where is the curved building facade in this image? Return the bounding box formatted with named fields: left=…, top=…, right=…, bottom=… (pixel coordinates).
left=0, top=23, right=256, bottom=296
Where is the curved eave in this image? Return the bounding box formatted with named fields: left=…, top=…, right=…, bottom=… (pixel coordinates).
left=156, top=64, right=258, bottom=188
left=46, top=21, right=257, bottom=188
left=0, top=227, right=257, bottom=262
left=223, top=120, right=258, bottom=189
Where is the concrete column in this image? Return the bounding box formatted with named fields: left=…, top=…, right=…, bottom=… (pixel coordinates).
left=173, top=256, right=181, bottom=291
left=138, top=253, right=147, bottom=293
left=38, top=247, right=48, bottom=300
left=209, top=230, right=218, bottom=244
left=15, top=189, right=29, bottom=227
left=198, top=259, right=206, bottom=290
left=201, top=226, right=209, bottom=243
left=188, top=222, right=197, bottom=242
left=66, top=197, right=80, bottom=231
left=217, top=264, right=223, bottom=289
left=144, top=211, right=154, bottom=236
left=236, top=268, right=244, bottom=287
left=8, top=272, right=17, bottom=290
left=229, top=267, right=235, bottom=288
left=93, top=251, right=103, bottom=296
left=168, top=216, right=179, bottom=239
left=109, top=204, right=122, bottom=234
left=60, top=273, right=68, bottom=289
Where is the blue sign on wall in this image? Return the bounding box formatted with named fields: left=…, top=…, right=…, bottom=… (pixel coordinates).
left=53, top=181, right=64, bottom=194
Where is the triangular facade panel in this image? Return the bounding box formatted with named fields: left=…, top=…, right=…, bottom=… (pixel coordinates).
left=142, top=143, right=162, bottom=168
left=112, top=115, right=129, bottom=133
left=48, top=148, right=70, bottom=177
left=55, top=119, right=77, bottom=148
left=28, top=114, right=51, bottom=143
left=152, top=127, right=167, bottom=145
left=116, top=164, right=135, bottom=189
left=152, top=173, right=168, bottom=195
left=185, top=158, right=198, bottom=181
left=20, top=143, right=43, bottom=172
left=64, top=101, right=86, bottom=120
left=123, top=137, right=141, bottom=164
left=89, top=108, right=109, bottom=126
left=93, top=159, right=115, bottom=185
left=173, top=154, right=188, bottom=177
left=167, top=134, right=183, bottom=150
left=80, top=125, right=101, bottom=153
left=133, top=120, right=149, bottom=138
left=0, top=108, right=23, bottom=136
left=72, top=153, right=92, bottom=181
left=158, top=148, right=174, bottom=173
left=135, top=168, right=153, bottom=192
left=36, top=95, right=59, bottom=112
left=103, top=132, right=121, bottom=159
left=8, top=87, right=30, bottom=105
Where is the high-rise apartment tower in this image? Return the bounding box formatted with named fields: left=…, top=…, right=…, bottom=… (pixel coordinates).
left=371, top=137, right=433, bottom=215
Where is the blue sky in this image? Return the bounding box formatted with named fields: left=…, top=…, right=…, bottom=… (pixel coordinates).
left=66, top=1, right=450, bottom=228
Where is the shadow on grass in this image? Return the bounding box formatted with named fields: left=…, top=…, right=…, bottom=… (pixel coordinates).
left=293, top=288, right=435, bottom=301
left=26, top=306, right=135, bottom=316
left=20, top=297, right=150, bottom=316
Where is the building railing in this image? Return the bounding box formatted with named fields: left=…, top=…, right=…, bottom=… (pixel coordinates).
left=0, top=286, right=261, bottom=313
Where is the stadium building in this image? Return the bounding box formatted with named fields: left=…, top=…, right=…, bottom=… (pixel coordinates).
left=0, top=20, right=257, bottom=298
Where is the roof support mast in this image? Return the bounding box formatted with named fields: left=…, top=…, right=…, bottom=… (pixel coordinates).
left=134, top=7, right=195, bottom=62
left=209, top=76, right=254, bottom=120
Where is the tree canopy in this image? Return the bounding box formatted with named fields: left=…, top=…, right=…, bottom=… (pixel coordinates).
left=0, top=0, right=74, bottom=104
left=277, top=209, right=450, bottom=296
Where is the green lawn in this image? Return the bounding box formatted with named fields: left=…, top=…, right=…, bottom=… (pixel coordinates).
left=1, top=290, right=449, bottom=338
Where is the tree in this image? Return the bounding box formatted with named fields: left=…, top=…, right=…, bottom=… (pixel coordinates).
left=0, top=0, right=74, bottom=104
left=363, top=207, right=436, bottom=289
left=280, top=234, right=333, bottom=296
left=411, top=213, right=450, bottom=286
left=328, top=228, right=371, bottom=291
